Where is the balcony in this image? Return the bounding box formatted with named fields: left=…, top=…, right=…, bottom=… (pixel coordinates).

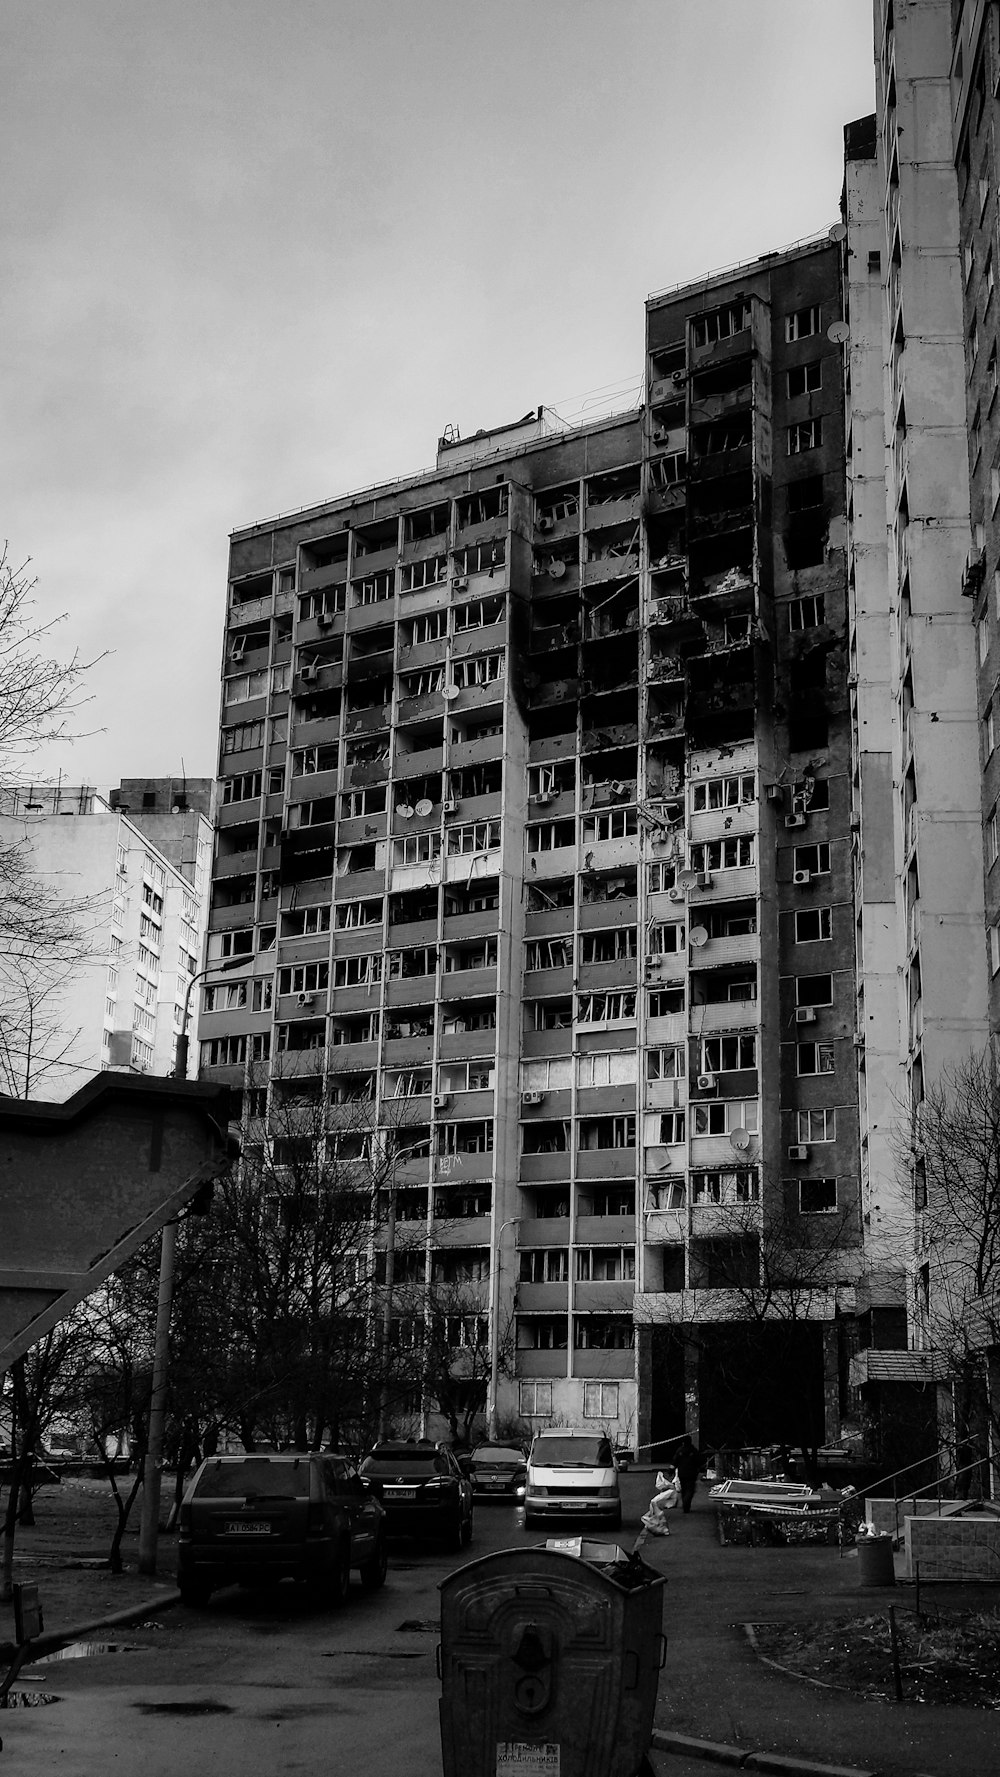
left=644, top=1208, right=686, bottom=1244
left=576, top=1148, right=636, bottom=1179
left=570, top=1348, right=633, bottom=1379
left=690, top=932, right=759, bottom=969
left=519, top=1151, right=572, bottom=1182
left=517, top=1282, right=569, bottom=1312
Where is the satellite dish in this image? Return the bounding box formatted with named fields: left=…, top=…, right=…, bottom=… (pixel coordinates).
left=729, top=1127, right=751, bottom=1152
left=398, top=804, right=414, bottom=819
left=547, top=559, right=567, bottom=579
left=442, top=684, right=460, bottom=700
left=689, top=925, right=709, bottom=948
left=827, top=320, right=850, bottom=344
left=414, top=798, right=433, bottom=817
left=678, top=869, right=698, bottom=887
left=828, top=222, right=847, bottom=243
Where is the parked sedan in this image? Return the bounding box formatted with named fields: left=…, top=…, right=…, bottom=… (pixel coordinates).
left=360, top=1440, right=473, bottom=1549
left=467, top=1442, right=528, bottom=1502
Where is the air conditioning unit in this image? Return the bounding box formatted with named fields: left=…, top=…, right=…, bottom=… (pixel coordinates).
left=795, top=1005, right=817, bottom=1024
left=667, top=886, right=684, bottom=902
left=643, top=958, right=663, bottom=979
left=793, top=868, right=812, bottom=886
left=531, top=791, right=554, bottom=806
left=300, top=663, right=318, bottom=683
left=230, top=637, right=246, bottom=661
left=787, top=1144, right=809, bottom=1162
left=652, top=427, right=670, bottom=445
left=453, top=575, right=469, bottom=591
left=296, top=992, right=315, bottom=1008
left=443, top=799, right=458, bottom=815
left=696, top=1073, right=717, bottom=1092
left=765, top=784, right=784, bottom=804
left=609, top=780, right=627, bottom=797
left=671, top=369, right=687, bottom=385
left=785, top=813, right=807, bottom=829
left=432, top=1093, right=451, bottom=1109
left=521, top=1089, right=545, bottom=1106
left=696, top=872, right=714, bottom=890
left=536, top=514, right=555, bottom=533
left=318, top=612, right=334, bottom=629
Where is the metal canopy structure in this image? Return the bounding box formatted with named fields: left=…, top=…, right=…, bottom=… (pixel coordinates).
left=0, top=1073, right=230, bottom=1375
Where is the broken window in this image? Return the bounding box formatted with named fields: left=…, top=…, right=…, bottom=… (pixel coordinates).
left=692, top=302, right=751, bottom=347
left=786, top=361, right=822, bottom=398
left=787, top=419, right=823, bottom=455
left=784, top=304, right=822, bottom=342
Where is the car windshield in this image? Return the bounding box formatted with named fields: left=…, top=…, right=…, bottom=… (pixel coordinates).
left=194, top=1458, right=310, bottom=1499
left=471, top=1447, right=524, bottom=1466
left=532, top=1437, right=611, bottom=1466
left=362, top=1448, right=450, bottom=1477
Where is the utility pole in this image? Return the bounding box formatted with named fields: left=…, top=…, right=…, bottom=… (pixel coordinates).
left=138, top=954, right=246, bottom=1573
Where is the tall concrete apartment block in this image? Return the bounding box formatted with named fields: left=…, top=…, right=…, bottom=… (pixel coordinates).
left=206, top=240, right=862, bottom=1447
left=841, top=0, right=996, bottom=1442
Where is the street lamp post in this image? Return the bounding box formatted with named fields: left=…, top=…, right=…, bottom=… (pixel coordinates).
left=487, top=1217, right=518, bottom=1439
left=137, top=954, right=248, bottom=1575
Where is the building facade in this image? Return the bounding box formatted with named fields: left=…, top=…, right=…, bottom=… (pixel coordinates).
left=841, top=0, right=1000, bottom=1472
left=202, top=239, right=880, bottom=1449
left=0, top=780, right=214, bottom=1098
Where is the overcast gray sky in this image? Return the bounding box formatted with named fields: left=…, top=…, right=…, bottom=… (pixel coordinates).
left=3, top=0, right=876, bottom=793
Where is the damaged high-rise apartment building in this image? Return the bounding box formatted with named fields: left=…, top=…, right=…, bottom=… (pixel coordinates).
left=201, top=235, right=875, bottom=1452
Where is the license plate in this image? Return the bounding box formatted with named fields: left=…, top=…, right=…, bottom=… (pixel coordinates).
left=484, top=1479, right=506, bottom=1490
left=224, top=1520, right=270, bottom=1535
left=385, top=1488, right=417, bottom=1501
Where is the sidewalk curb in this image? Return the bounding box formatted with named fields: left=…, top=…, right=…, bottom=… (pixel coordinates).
left=650, top=1731, right=877, bottom=1777
left=0, top=1588, right=181, bottom=1667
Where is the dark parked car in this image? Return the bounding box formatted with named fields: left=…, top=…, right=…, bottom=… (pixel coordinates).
left=467, top=1441, right=528, bottom=1501
left=176, top=1450, right=387, bottom=1608
left=360, top=1440, right=473, bottom=1548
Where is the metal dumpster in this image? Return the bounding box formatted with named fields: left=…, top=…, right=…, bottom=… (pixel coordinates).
left=439, top=1541, right=666, bottom=1777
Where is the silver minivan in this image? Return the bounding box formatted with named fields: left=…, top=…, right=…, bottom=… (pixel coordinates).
left=523, top=1428, right=622, bottom=1529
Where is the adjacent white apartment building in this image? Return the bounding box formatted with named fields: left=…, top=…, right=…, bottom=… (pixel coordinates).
left=0, top=778, right=214, bottom=1098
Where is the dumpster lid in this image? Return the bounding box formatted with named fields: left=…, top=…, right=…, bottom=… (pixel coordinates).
left=540, top=1537, right=663, bottom=1589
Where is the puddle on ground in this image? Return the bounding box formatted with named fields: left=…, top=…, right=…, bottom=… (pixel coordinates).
left=324, top=1650, right=427, bottom=1660
left=396, top=1619, right=437, bottom=1633
left=37, top=1642, right=137, bottom=1663
left=136, top=1701, right=233, bottom=1716
left=0, top=1690, right=60, bottom=1708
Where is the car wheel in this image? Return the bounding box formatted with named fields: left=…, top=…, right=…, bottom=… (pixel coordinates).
left=360, top=1532, right=388, bottom=1591
left=178, top=1577, right=211, bottom=1608
left=460, top=1510, right=473, bottom=1550
left=330, top=1539, right=351, bottom=1607
left=523, top=1511, right=538, bottom=1531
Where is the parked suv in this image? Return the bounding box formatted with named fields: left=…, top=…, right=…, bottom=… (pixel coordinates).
left=176, top=1450, right=387, bottom=1607
left=523, top=1429, right=621, bottom=1529
left=360, top=1440, right=473, bottom=1548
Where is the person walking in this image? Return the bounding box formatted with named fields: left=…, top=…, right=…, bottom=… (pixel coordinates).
left=674, top=1437, right=702, bottom=1513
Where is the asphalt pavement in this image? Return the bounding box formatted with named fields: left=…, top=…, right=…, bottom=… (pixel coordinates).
left=2, top=1466, right=1000, bottom=1776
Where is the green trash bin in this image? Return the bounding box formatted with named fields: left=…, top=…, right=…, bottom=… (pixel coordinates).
left=438, top=1541, right=666, bottom=1777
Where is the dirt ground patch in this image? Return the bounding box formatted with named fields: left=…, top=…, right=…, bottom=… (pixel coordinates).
left=751, top=1607, right=1000, bottom=1708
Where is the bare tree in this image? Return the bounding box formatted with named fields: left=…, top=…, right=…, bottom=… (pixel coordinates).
left=0, top=547, right=104, bottom=1095
left=900, top=1049, right=1000, bottom=1492
left=165, top=1068, right=432, bottom=1457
